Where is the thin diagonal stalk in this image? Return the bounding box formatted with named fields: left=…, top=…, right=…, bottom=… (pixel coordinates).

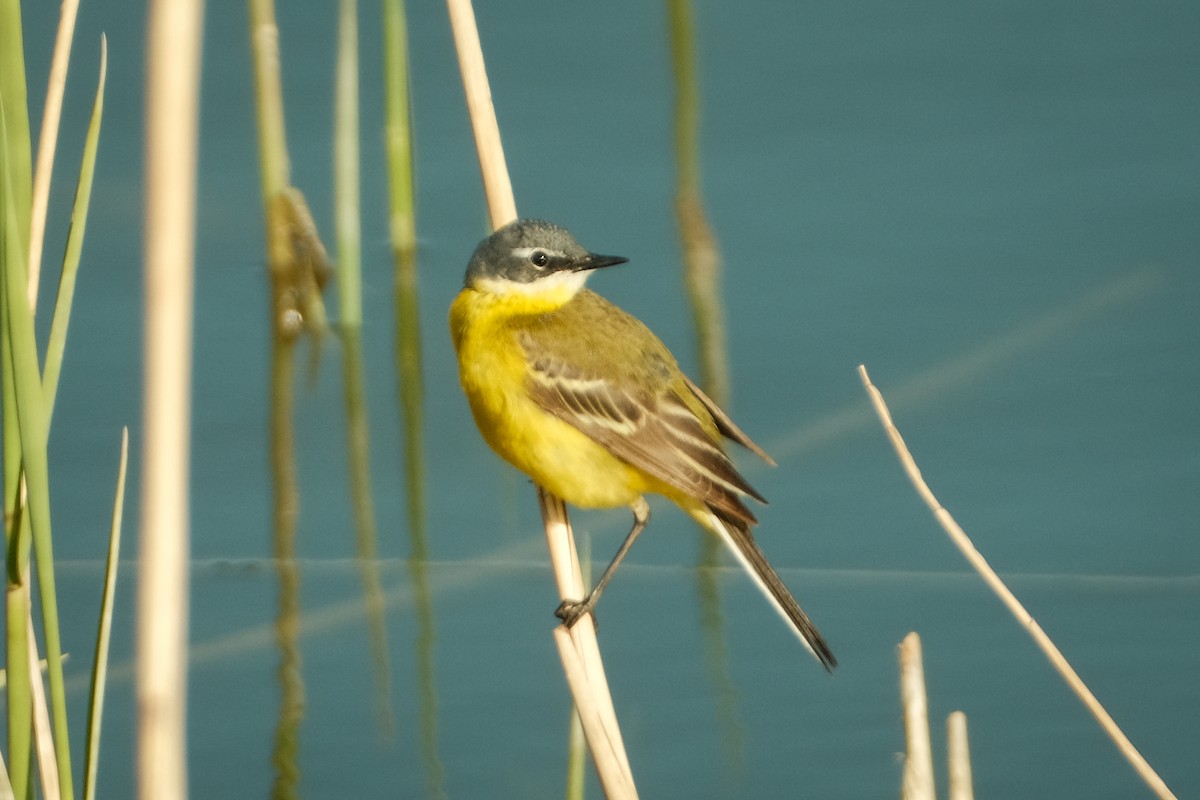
left=860, top=364, right=1178, bottom=800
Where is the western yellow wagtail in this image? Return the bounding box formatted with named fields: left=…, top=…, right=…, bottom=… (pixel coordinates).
left=450, top=219, right=835, bottom=670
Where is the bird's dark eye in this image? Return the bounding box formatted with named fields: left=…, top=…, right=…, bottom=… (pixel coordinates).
left=530, top=250, right=549, bottom=268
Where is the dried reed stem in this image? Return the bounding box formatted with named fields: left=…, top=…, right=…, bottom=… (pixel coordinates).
left=899, top=632, right=935, bottom=800
left=445, top=0, right=636, bottom=794
left=444, top=0, right=515, bottom=231
left=946, top=710, right=973, bottom=800
left=859, top=364, right=1177, bottom=800
left=138, top=0, right=204, bottom=797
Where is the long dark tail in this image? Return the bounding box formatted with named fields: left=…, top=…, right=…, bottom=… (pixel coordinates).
left=702, top=509, right=836, bottom=671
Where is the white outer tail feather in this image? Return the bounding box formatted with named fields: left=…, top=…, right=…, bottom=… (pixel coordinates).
left=695, top=509, right=832, bottom=668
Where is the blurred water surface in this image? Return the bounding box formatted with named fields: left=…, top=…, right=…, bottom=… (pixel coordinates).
left=21, top=1, right=1199, bottom=797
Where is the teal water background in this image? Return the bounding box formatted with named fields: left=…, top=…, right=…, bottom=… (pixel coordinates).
left=17, top=1, right=1200, bottom=797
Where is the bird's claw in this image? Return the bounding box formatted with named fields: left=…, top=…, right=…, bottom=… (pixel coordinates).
left=555, top=599, right=593, bottom=630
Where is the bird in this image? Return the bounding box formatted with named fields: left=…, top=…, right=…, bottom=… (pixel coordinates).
left=449, top=218, right=835, bottom=670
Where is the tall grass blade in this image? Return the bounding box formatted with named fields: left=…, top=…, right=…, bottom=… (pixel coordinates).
left=26, top=0, right=80, bottom=306
left=43, top=36, right=105, bottom=417
left=82, top=427, right=128, bottom=800
left=0, top=0, right=32, bottom=262
left=3, top=100, right=74, bottom=800
left=1, top=34, right=33, bottom=767
left=1, top=91, right=35, bottom=800
left=1, top=99, right=25, bottom=635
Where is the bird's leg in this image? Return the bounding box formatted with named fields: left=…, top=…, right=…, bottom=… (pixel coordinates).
left=556, top=498, right=650, bottom=628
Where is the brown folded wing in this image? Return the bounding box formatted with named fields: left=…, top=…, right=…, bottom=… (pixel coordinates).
left=521, top=331, right=766, bottom=533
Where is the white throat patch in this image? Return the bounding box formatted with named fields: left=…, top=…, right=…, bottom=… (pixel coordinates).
left=476, top=268, right=589, bottom=298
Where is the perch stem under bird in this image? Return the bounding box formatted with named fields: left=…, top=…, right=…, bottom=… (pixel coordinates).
left=450, top=218, right=835, bottom=670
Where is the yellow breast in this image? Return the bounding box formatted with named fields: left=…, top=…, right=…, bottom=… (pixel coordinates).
left=449, top=288, right=648, bottom=509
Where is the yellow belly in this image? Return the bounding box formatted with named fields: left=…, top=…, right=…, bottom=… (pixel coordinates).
left=450, top=289, right=650, bottom=509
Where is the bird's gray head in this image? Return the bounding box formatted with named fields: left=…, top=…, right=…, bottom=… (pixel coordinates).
left=463, top=219, right=627, bottom=295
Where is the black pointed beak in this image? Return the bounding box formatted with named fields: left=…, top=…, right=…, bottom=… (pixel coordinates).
left=573, top=252, right=628, bottom=272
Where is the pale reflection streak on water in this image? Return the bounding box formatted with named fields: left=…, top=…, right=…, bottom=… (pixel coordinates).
left=765, top=266, right=1165, bottom=465
left=61, top=553, right=1194, bottom=698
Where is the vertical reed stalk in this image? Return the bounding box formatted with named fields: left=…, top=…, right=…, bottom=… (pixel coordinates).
left=667, top=6, right=744, bottom=778
left=667, top=0, right=728, bottom=406
left=246, top=0, right=311, bottom=794
left=139, top=0, right=204, bottom=797
left=335, top=0, right=394, bottom=735
left=384, top=0, right=425, bottom=521
left=1, top=3, right=35, bottom=790
left=0, top=0, right=32, bottom=263
left=334, top=0, right=362, bottom=330
left=899, top=632, right=936, bottom=800
left=946, top=711, right=974, bottom=800
left=2, top=103, right=35, bottom=799
left=383, top=0, right=444, bottom=791
left=445, top=0, right=636, bottom=791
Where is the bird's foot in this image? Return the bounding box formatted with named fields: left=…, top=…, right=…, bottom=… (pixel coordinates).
left=555, top=599, right=594, bottom=629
